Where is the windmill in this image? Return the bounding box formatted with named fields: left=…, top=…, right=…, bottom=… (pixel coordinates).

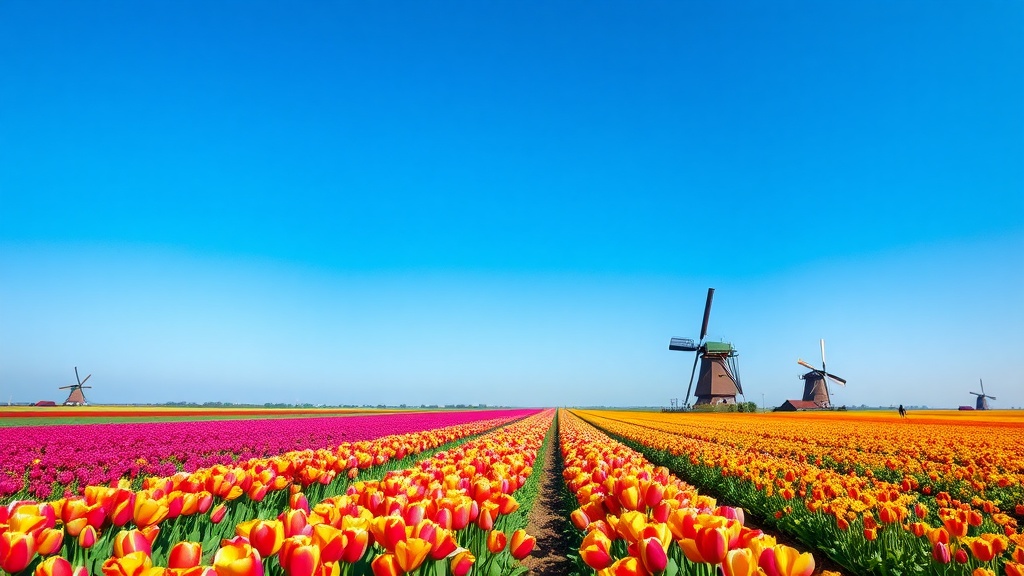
left=797, top=339, right=847, bottom=408
left=60, top=367, right=92, bottom=406
left=668, top=288, right=743, bottom=407
left=970, top=379, right=995, bottom=410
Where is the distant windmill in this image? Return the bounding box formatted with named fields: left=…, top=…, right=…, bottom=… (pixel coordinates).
left=797, top=339, right=847, bottom=409
left=60, top=367, right=92, bottom=406
left=970, top=379, right=996, bottom=410
left=668, top=288, right=743, bottom=407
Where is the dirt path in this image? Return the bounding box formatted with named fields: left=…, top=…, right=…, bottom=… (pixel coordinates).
left=520, top=422, right=573, bottom=575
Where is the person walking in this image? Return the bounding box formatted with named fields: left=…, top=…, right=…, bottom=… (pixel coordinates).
left=898, top=404, right=906, bottom=418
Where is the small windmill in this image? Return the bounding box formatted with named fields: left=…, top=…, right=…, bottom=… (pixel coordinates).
left=60, top=367, right=92, bottom=406
left=797, top=339, right=846, bottom=408
left=970, top=379, right=995, bottom=410
left=668, top=288, right=743, bottom=407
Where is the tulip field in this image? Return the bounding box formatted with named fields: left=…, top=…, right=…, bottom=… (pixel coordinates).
left=1, top=407, right=1022, bottom=576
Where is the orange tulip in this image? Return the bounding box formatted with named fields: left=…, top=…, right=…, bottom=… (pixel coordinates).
left=35, top=555, right=73, bottom=576
left=342, top=529, right=369, bottom=563
left=580, top=529, right=613, bottom=570
left=605, top=557, right=646, bottom=576
left=370, top=554, right=400, bottom=576
left=0, top=528, right=35, bottom=573
left=971, top=569, right=994, bottom=576
left=369, top=516, right=406, bottom=552
left=113, top=529, right=153, bottom=558
left=723, top=548, right=758, bottom=576
left=487, top=530, right=507, bottom=554
left=1005, top=562, right=1024, bottom=576
left=509, top=529, right=536, bottom=560
left=250, top=520, right=286, bottom=558
left=311, top=524, right=345, bottom=564
left=450, top=550, right=475, bottom=576
left=758, top=545, right=814, bottom=576
left=394, top=538, right=431, bottom=573
left=426, top=527, right=457, bottom=561
left=169, top=542, right=203, bottom=569
left=101, top=551, right=153, bottom=576
left=213, top=541, right=263, bottom=576
left=943, top=517, right=968, bottom=538
left=36, top=527, right=64, bottom=556
left=133, top=494, right=169, bottom=528
left=969, top=537, right=996, bottom=562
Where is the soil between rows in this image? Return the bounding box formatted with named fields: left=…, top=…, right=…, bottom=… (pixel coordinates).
left=520, top=422, right=574, bottom=575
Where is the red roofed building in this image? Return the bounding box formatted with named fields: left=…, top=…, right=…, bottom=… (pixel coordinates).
left=776, top=399, right=824, bottom=412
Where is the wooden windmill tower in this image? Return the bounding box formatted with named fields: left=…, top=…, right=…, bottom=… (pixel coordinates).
left=60, top=367, right=92, bottom=406
left=668, top=288, right=743, bottom=407
left=797, top=339, right=846, bottom=408
left=970, top=379, right=995, bottom=410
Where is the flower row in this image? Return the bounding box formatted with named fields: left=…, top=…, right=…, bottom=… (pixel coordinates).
left=2, top=411, right=536, bottom=502
left=573, top=409, right=1024, bottom=576
left=559, top=409, right=825, bottom=576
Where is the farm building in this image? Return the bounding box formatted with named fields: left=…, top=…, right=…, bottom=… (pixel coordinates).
left=775, top=400, right=822, bottom=412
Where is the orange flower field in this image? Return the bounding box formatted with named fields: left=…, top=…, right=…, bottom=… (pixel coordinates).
left=571, top=409, right=1024, bottom=576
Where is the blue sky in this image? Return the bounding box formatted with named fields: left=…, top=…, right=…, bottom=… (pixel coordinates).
left=1, top=2, right=1021, bottom=408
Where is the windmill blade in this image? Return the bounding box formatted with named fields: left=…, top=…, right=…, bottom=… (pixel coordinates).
left=825, top=372, right=847, bottom=386
left=969, top=392, right=982, bottom=397
left=988, top=395, right=997, bottom=400
left=75, top=366, right=81, bottom=386
left=980, top=379, right=985, bottom=395
left=699, top=288, right=715, bottom=341
left=80, top=374, right=91, bottom=385
left=797, top=359, right=820, bottom=372
left=59, top=385, right=74, bottom=390
left=820, top=339, right=827, bottom=367
left=81, top=386, right=93, bottom=389
left=683, top=349, right=701, bottom=406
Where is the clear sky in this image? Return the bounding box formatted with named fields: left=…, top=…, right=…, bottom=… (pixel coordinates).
left=1, top=2, right=1022, bottom=409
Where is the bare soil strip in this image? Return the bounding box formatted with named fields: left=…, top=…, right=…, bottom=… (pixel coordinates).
left=520, top=422, right=573, bottom=575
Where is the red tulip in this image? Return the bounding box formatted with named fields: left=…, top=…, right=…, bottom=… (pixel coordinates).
left=249, top=520, right=286, bottom=558
left=78, top=525, right=98, bottom=549
left=36, top=556, right=73, bottom=576
left=169, top=542, right=203, bottom=569
left=639, top=536, right=668, bottom=574
left=282, top=543, right=319, bottom=576
left=450, top=550, right=475, bottom=576
left=341, top=529, right=369, bottom=563
left=0, top=530, right=36, bottom=573
left=210, top=504, right=228, bottom=525
left=509, top=529, right=536, bottom=560
left=113, top=529, right=152, bottom=558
